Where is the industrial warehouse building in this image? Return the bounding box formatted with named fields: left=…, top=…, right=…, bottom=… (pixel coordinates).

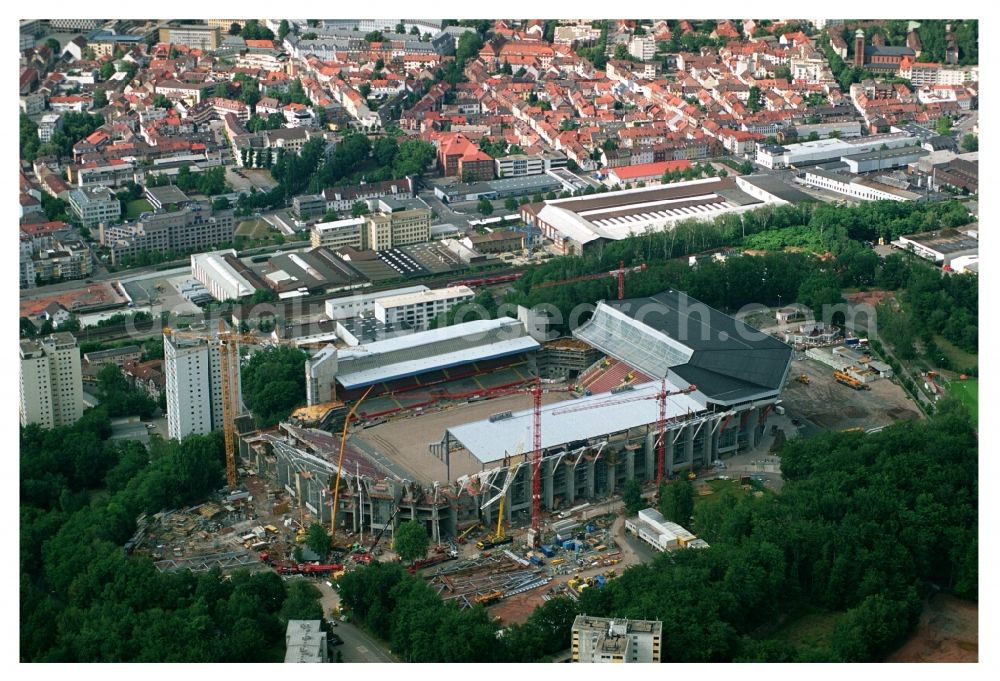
left=754, top=132, right=918, bottom=169
left=191, top=249, right=268, bottom=301
left=519, top=176, right=795, bottom=255
left=801, top=169, right=922, bottom=202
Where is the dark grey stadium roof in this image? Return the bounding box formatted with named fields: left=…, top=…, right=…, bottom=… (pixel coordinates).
left=574, top=290, right=793, bottom=405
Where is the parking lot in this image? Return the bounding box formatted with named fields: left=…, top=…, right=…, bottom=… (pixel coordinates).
left=225, top=168, right=280, bottom=193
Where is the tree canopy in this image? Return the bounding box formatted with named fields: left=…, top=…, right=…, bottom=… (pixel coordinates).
left=240, top=346, right=309, bottom=428
left=306, top=523, right=331, bottom=558
left=575, top=400, right=977, bottom=662
left=393, top=521, right=429, bottom=562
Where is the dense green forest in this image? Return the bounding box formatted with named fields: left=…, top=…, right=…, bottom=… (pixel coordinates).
left=878, top=261, right=978, bottom=363
left=579, top=399, right=977, bottom=662
left=20, top=407, right=323, bottom=661
left=339, top=402, right=976, bottom=662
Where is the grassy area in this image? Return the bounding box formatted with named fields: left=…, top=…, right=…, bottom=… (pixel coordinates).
left=947, top=378, right=978, bottom=422
left=125, top=199, right=153, bottom=220
left=934, top=335, right=978, bottom=372
left=235, top=218, right=277, bottom=239
left=693, top=478, right=769, bottom=507
left=762, top=607, right=843, bottom=654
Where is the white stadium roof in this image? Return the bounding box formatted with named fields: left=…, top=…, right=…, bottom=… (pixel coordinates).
left=447, top=381, right=705, bottom=465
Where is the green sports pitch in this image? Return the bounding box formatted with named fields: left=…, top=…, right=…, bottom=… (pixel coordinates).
left=947, top=378, right=978, bottom=422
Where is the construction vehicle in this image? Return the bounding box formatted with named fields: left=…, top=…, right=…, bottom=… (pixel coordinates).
left=474, top=590, right=504, bottom=606
left=275, top=562, right=344, bottom=576
left=833, top=370, right=870, bottom=391
left=795, top=374, right=810, bottom=385
left=407, top=546, right=458, bottom=574
left=477, top=493, right=514, bottom=550
left=350, top=503, right=401, bottom=563
left=329, top=385, right=375, bottom=547
left=456, top=523, right=481, bottom=545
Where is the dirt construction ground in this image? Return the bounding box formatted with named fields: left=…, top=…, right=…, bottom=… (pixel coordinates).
left=353, top=391, right=575, bottom=484
left=887, top=594, right=978, bottom=662
left=782, top=358, right=922, bottom=431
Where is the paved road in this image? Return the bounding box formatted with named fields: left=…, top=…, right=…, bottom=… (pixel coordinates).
left=314, top=581, right=397, bottom=663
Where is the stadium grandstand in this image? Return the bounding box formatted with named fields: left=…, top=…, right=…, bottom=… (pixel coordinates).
left=329, top=317, right=541, bottom=420
left=427, top=289, right=792, bottom=528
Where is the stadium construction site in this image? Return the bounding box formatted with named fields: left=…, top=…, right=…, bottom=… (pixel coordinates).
left=236, top=289, right=793, bottom=559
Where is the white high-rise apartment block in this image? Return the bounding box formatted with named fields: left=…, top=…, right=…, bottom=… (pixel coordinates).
left=571, top=615, right=663, bottom=663
left=165, top=330, right=238, bottom=441
left=19, top=332, right=84, bottom=429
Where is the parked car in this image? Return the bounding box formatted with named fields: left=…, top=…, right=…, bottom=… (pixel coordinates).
left=329, top=634, right=344, bottom=646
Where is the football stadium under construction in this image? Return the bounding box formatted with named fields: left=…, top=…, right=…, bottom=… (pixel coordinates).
left=239, top=289, right=793, bottom=543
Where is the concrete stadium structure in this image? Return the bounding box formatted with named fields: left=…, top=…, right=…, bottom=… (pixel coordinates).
left=240, top=289, right=792, bottom=542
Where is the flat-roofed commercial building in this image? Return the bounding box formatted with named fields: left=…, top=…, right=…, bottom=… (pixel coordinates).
left=159, top=24, right=222, bottom=51
left=284, top=620, right=328, bottom=663
left=572, top=616, right=663, bottom=663
left=624, top=507, right=709, bottom=552
left=191, top=249, right=266, bottom=301
left=68, top=185, right=121, bottom=228
left=324, top=285, right=429, bottom=320
left=373, top=285, right=474, bottom=330
left=263, top=247, right=368, bottom=297
left=495, top=154, right=544, bottom=178
left=755, top=132, right=918, bottom=169
left=365, top=208, right=431, bottom=251
left=801, top=169, right=921, bottom=202
left=840, top=145, right=928, bottom=174
left=311, top=217, right=365, bottom=249
left=894, top=228, right=978, bottom=266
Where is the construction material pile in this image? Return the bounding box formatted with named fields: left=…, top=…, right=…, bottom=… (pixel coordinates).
left=427, top=552, right=551, bottom=610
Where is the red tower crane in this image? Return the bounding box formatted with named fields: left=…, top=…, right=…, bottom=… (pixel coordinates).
left=552, top=380, right=698, bottom=484
left=534, top=261, right=647, bottom=300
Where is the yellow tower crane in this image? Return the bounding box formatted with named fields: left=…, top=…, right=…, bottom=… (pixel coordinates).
left=330, top=385, right=374, bottom=545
